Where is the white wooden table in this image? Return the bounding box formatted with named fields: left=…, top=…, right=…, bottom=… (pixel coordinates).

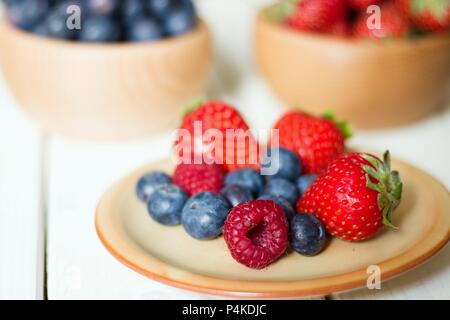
left=0, top=0, right=449, bottom=300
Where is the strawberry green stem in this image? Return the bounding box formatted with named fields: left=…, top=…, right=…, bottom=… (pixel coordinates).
left=322, top=110, right=353, bottom=139
left=182, top=96, right=207, bottom=119
left=361, top=151, right=403, bottom=229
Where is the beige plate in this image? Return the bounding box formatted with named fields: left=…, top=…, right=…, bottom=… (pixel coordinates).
left=95, top=157, right=450, bottom=298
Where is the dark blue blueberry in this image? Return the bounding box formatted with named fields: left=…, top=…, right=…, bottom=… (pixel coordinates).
left=261, top=178, right=298, bottom=205
left=146, top=0, right=173, bottom=17
left=262, top=147, right=302, bottom=182
left=296, top=174, right=317, bottom=196
left=257, top=194, right=295, bottom=221
left=147, top=184, right=188, bottom=226
left=44, top=6, right=81, bottom=40
left=31, top=22, right=51, bottom=37
left=224, top=169, right=264, bottom=197
left=290, top=214, right=327, bottom=256
left=136, top=171, right=171, bottom=203
left=80, top=15, right=121, bottom=42
left=125, top=15, right=163, bottom=41
left=86, top=0, right=119, bottom=15
left=121, top=0, right=148, bottom=22
left=7, top=0, right=49, bottom=30
left=181, top=192, right=231, bottom=240
left=162, top=2, right=196, bottom=36
left=221, top=184, right=253, bottom=207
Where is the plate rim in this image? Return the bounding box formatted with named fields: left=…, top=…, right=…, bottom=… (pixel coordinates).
left=95, top=158, right=450, bottom=298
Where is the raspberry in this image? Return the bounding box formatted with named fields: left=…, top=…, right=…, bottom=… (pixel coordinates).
left=223, top=200, right=289, bottom=269
left=172, top=162, right=224, bottom=197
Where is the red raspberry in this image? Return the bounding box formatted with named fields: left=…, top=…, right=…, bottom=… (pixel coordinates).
left=223, top=200, right=289, bottom=269
left=172, top=162, right=224, bottom=197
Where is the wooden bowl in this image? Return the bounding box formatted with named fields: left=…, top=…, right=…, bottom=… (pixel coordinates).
left=95, top=155, right=450, bottom=298
left=0, top=18, right=212, bottom=140
left=255, top=7, right=450, bottom=129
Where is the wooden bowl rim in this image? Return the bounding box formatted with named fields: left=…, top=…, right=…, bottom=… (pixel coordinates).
left=257, top=5, right=450, bottom=50
left=95, top=156, right=450, bottom=298
left=0, top=16, right=209, bottom=51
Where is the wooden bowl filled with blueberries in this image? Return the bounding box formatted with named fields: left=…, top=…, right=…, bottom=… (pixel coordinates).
left=0, top=0, right=212, bottom=140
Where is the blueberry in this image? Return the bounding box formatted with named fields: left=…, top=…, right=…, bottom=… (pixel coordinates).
left=86, top=0, right=119, bottom=15
left=121, top=0, right=147, bottom=22
left=181, top=192, right=231, bottom=240
left=136, top=171, right=171, bottom=203
left=290, top=214, right=327, bottom=256
left=296, top=174, right=317, bottom=196
left=147, top=0, right=173, bottom=17
left=44, top=6, right=80, bottom=40
left=125, top=15, right=163, bottom=42
left=147, top=184, right=188, bottom=226
left=79, top=15, right=121, bottom=42
left=224, top=169, right=264, bottom=197
left=32, top=22, right=51, bottom=37
left=7, top=0, right=49, bottom=30
left=261, top=178, right=298, bottom=205
left=262, top=147, right=302, bottom=182
left=163, top=2, right=196, bottom=36
left=221, top=185, right=253, bottom=207
left=257, top=194, right=295, bottom=221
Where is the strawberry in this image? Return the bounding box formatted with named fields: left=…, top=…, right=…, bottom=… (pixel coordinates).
left=272, top=111, right=351, bottom=175
left=327, top=19, right=352, bottom=37
left=297, top=151, right=403, bottom=241
left=285, top=0, right=347, bottom=33
left=172, top=162, right=224, bottom=197
left=347, top=0, right=382, bottom=10
left=175, top=100, right=259, bottom=172
left=353, top=2, right=410, bottom=39
left=397, top=0, right=450, bottom=32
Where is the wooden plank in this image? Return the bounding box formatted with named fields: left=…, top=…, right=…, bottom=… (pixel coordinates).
left=0, top=77, right=45, bottom=300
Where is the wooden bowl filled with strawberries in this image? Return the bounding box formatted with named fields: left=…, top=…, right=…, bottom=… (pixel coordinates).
left=255, top=0, right=450, bottom=129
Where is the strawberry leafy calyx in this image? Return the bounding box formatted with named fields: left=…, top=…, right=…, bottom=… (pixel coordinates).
left=361, top=151, right=403, bottom=229
left=322, top=110, right=353, bottom=139
left=411, top=0, right=448, bottom=22
left=266, top=0, right=301, bottom=22
left=182, top=96, right=207, bottom=119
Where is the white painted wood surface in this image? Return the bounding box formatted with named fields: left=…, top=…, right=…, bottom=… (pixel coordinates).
left=0, top=0, right=449, bottom=300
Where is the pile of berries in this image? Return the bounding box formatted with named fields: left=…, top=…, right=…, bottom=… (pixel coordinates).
left=274, top=0, right=450, bottom=39
left=136, top=100, right=403, bottom=269
left=1, top=0, right=197, bottom=42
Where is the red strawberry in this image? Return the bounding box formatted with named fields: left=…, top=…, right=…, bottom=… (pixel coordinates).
left=347, top=0, right=382, bottom=10
left=223, top=200, right=289, bottom=269
left=272, top=111, right=351, bottom=175
left=397, top=0, right=450, bottom=31
left=353, top=2, right=410, bottom=39
left=286, top=0, right=347, bottom=33
left=297, top=151, right=403, bottom=241
left=175, top=100, right=259, bottom=172
left=172, top=162, right=224, bottom=197
left=327, top=19, right=352, bottom=37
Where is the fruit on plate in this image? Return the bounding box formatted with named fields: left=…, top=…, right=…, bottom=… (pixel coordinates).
left=285, top=0, right=346, bottom=33
left=221, top=185, right=254, bottom=207
left=224, top=168, right=265, bottom=196
left=272, top=111, right=351, bottom=174
left=261, top=178, right=299, bottom=206
left=290, top=214, right=327, bottom=256
left=223, top=200, right=289, bottom=269
left=353, top=2, right=410, bottom=39
left=172, top=162, right=224, bottom=197
left=296, top=174, right=317, bottom=196
left=147, top=184, right=188, bottom=226
left=257, top=194, right=296, bottom=221
left=2, top=0, right=197, bottom=42
left=136, top=171, right=172, bottom=202
left=176, top=100, right=260, bottom=172
left=261, top=147, right=302, bottom=182
left=297, top=151, right=403, bottom=241
left=181, top=192, right=231, bottom=240
left=396, top=0, right=450, bottom=31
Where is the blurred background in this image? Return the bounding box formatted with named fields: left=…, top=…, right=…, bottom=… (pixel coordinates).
left=0, top=0, right=449, bottom=299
